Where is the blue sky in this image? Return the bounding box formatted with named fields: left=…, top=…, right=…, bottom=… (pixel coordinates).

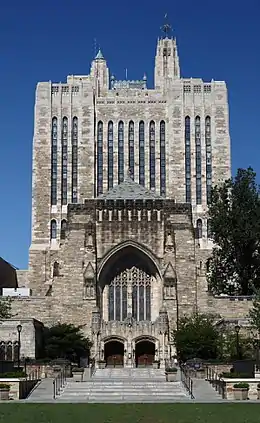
left=0, top=0, right=259, bottom=269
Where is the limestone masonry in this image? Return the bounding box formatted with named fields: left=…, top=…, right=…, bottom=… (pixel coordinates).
left=9, top=24, right=250, bottom=365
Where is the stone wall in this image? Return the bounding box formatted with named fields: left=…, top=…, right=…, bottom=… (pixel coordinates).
left=0, top=319, right=44, bottom=359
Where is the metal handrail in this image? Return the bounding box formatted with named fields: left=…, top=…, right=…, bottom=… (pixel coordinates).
left=179, top=364, right=194, bottom=399
left=53, top=368, right=67, bottom=399
left=206, top=366, right=225, bottom=399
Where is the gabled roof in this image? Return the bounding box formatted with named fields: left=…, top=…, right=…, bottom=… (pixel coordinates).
left=98, top=175, right=163, bottom=200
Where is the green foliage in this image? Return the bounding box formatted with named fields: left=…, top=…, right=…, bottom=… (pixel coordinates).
left=165, top=367, right=177, bottom=373
left=207, top=167, right=260, bottom=295
left=233, top=383, right=249, bottom=389
left=43, top=323, right=92, bottom=363
left=220, top=330, right=254, bottom=361
left=173, top=313, right=220, bottom=362
left=0, top=297, right=12, bottom=319
left=248, top=290, right=260, bottom=334
left=0, top=384, right=10, bottom=390
left=0, top=372, right=27, bottom=378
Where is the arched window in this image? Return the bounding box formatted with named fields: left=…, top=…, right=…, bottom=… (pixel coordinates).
left=107, top=121, right=113, bottom=189
left=118, top=121, right=124, bottom=183
left=185, top=116, right=191, bottom=202
left=61, top=117, right=68, bottom=205
left=195, top=116, right=202, bottom=204
left=108, top=267, right=151, bottom=321
left=50, top=219, right=57, bottom=239
left=6, top=342, right=12, bottom=361
left=13, top=341, right=19, bottom=362
left=72, top=117, right=78, bottom=203
left=205, top=116, right=212, bottom=204
left=97, top=121, right=103, bottom=195
left=149, top=121, right=155, bottom=190
left=0, top=342, right=5, bottom=360
left=51, top=117, right=58, bottom=205
left=160, top=121, right=166, bottom=196
left=60, top=219, right=67, bottom=240
left=196, top=219, right=202, bottom=239
left=128, top=121, right=134, bottom=178
left=139, top=121, right=145, bottom=186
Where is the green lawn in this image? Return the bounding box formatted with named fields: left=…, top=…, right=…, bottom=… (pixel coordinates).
left=0, top=404, right=259, bottom=423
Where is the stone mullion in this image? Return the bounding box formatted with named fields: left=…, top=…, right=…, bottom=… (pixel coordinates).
left=145, top=121, right=149, bottom=189
left=134, top=121, right=139, bottom=182
left=155, top=121, right=160, bottom=195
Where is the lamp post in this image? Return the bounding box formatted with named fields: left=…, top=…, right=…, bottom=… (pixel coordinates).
left=17, top=324, right=22, bottom=369
left=234, top=324, right=241, bottom=360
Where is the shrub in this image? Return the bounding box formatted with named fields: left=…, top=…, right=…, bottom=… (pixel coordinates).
left=165, top=367, right=178, bottom=373
left=220, top=372, right=249, bottom=378
left=0, top=384, right=10, bottom=390
left=233, top=383, right=249, bottom=389
left=72, top=367, right=84, bottom=372
left=0, top=372, right=27, bottom=378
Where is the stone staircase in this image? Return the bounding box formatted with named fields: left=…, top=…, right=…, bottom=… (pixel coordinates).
left=56, top=367, right=189, bottom=403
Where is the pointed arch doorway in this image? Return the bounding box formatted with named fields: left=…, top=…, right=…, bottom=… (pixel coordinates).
left=135, top=338, right=155, bottom=367
left=104, top=339, right=124, bottom=367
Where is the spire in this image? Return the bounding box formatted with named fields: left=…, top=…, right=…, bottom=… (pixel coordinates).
left=95, top=48, right=104, bottom=60
left=161, top=13, right=172, bottom=38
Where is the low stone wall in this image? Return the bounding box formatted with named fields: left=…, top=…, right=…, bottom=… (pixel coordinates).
left=25, top=364, right=72, bottom=379
left=223, top=378, right=260, bottom=400
left=207, top=364, right=232, bottom=376
left=0, top=378, right=39, bottom=400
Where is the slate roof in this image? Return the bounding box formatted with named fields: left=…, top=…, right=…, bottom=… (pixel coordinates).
left=98, top=175, right=163, bottom=200
left=95, top=49, right=104, bottom=60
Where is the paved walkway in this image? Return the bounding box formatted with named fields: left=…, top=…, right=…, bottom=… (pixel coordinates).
left=26, top=378, right=54, bottom=402
left=192, top=378, right=224, bottom=401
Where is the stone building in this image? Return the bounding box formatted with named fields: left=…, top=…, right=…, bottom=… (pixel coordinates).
left=7, top=21, right=247, bottom=366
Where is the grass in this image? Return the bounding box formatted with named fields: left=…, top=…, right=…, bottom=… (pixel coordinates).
left=0, top=403, right=260, bottom=423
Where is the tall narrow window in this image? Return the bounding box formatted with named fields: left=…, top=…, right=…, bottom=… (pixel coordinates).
left=61, top=117, right=68, bottom=205
left=205, top=116, right=212, bottom=204
left=195, top=116, right=202, bottom=204
left=207, top=219, right=212, bottom=239
left=51, top=117, right=58, bottom=205
left=118, top=121, right=124, bottom=183
left=50, top=219, right=57, bottom=239
left=139, top=121, right=145, bottom=186
left=71, top=117, right=78, bottom=203
left=60, top=219, right=67, bottom=240
left=128, top=121, right=134, bottom=178
left=160, top=120, right=166, bottom=196
left=97, top=121, right=103, bottom=195
left=149, top=121, right=155, bottom=190
left=107, top=121, right=113, bottom=189
left=185, top=116, right=191, bottom=202
left=196, top=219, right=202, bottom=239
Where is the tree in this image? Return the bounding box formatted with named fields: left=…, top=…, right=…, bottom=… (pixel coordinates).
left=0, top=297, right=12, bottom=319
left=43, top=323, right=93, bottom=362
left=172, top=313, right=220, bottom=362
left=207, top=167, right=260, bottom=296
left=249, top=290, right=260, bottom=335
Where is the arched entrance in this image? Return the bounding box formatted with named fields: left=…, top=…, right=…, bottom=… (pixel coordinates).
left=135, top=339, right=155, bottom=367
left=104, top=340, right=124, bottom=367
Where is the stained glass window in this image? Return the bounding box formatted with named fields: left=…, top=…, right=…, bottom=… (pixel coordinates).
left=72, top=117, right=78, bottom=203
left=128, top=121, right=134, bottom=178
left=149, top=121, right=155, bottom=190
left=51, top=117, right=58, bottom=205
left=97, top=121, right=103, bottom=195
left=195, top=116, right=202, bottom=204
left=185, top=116, right=191, bottom=202
left=108, top=121, right=113, bottom=189
left=205, top=116, right=212, bottom=204
left=139, top=121, right=145, bottom=186
left=50, top=219, right=57, bottom=239
left=60, top=219, right=67, bottom=240
left=160, top=121, right=166, bottom=196
left=61, top=117, right=68, bottom=205
left=118, top=121, right=124, bottom=183
left=197, top=219, right=203, bottom=239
